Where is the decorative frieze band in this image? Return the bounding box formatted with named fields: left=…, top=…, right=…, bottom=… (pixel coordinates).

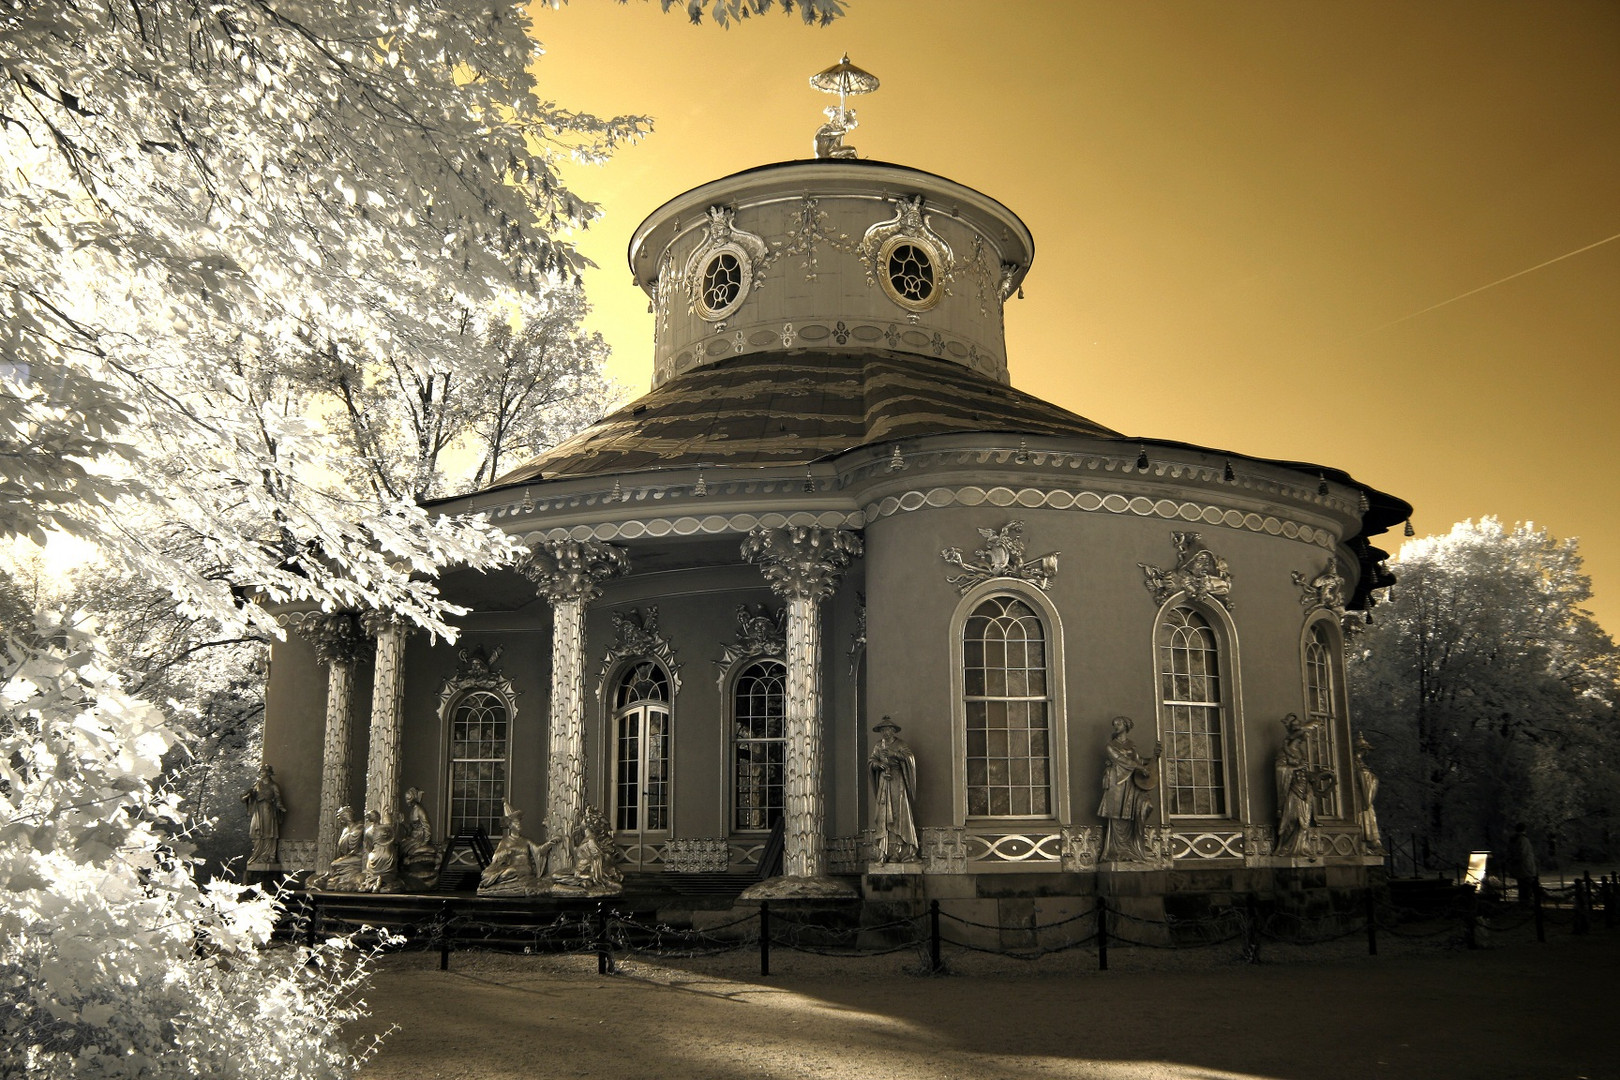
left=868, top=487, right=1337, bottom=551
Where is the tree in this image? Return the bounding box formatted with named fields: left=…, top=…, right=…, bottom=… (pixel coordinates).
left=2, top=1, right=845, bottom=1073
left=314, top=287, right=618, bottom=502
left=1349, top=518, right=1620, bottom=868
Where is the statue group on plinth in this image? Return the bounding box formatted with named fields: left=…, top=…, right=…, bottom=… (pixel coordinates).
left=478, top=802, right=624, bottom=897
left=308, top=786, right=441, bottom=893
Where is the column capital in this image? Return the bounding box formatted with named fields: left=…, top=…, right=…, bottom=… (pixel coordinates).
left=741, top=526, right=862, bottom=603
left=296, top=611, right=370, bottom=667
left=521, top=538, right=630, bottom=605
left=359, top=609, right=415, bottom=640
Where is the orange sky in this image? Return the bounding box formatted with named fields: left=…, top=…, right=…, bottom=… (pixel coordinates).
left=529, top=0, right=1620, bottom=634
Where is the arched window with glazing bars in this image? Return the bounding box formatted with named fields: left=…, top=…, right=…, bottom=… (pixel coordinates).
left=613, top=660, right=671, bottom=833
left=1158, top=606, right=1229, bottom=818
left=963, top=594, right=1053, bottom=818
left=447, top=689, right=510, bottom=838
left=732, top=658, right=787, bottom=831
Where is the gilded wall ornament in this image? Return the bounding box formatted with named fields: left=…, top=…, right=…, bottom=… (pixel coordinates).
left=940, top=520, right=1059, bottom=594
left=715, top=603, right=787, bottom=680
left=859, top=196, right=955, bottom=311
left=684, top=205, right=769, bottom=321
left=780, top=197, right=856, bottom=282
left=1291, top=559, right=1347, bottom=616
left=595, top=606, right=681, bottom=697
left=436, top=644, right=518, bottom=720
left=1140, top=531, right=1233, bottom=609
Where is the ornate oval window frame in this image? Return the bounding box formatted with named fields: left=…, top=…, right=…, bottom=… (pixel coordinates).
left=877, top=234, right=944, bottom=312
left=695, top=243, right=753, bottom=321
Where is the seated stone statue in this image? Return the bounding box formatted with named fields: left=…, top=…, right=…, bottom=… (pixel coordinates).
left=549, top=806, right=623, bottom=897
left=309, top=805, right=365, bottom=891
left=478, top=804, right=542, bottom=896
left=360, top=808, right=405, bottom=893
left=398, top=786, right=440, bottom=891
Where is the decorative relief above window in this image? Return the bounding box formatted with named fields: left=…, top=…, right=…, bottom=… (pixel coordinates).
left=1141, top=532, right=1233, bottom=610
left=940, top=521, right=1059, bottom=594
left=684, top=205, right=769, bottom=322
left=860, top=195, right=954, bottom=313
left=595, top=606, right=682, bottom=698
left=1291, top=559, right=1347, bottom=618
left=713, top=603, right=787, bottom=686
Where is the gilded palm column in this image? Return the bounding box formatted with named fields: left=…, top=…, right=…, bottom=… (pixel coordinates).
left=361, top=611, right=412, bottom=818
left=520, top=539, right=631, bottom=843
left=300, top=611, right=370, bottom=873
left=739, top=525, right=863, bottom=899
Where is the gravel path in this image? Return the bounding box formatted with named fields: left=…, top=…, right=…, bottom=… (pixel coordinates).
left=350, top=919, right=1615, bottom=1080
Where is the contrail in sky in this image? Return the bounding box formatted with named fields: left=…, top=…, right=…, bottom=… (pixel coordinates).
left=1371, top=230, right=1620, bottom=332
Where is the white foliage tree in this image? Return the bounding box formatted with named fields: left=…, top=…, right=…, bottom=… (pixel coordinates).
left=1, top=0, right=844, bottom=1074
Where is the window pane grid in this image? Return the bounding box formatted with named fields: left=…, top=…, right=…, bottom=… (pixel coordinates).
left=449, top=690, right=508, bottom=838
left=733, top=660, right=786, bottom=831
left=1304, top=627, right=1340, bottom=816
left=964, top=596, right=1052, bottom=818
left=1159, top=609, right=1227, bottom=817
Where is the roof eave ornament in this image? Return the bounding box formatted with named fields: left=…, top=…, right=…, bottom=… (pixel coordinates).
left=810, top=54, right=879, bottom=160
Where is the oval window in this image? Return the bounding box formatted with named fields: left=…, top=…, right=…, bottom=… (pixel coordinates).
left=698, top=249, right=747, bottom=320
left=879, top=236, right=943, bottom=312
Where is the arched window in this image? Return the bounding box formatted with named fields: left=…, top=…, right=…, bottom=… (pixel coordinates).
left=1158, top=606, right=1228, bottom=817
left=447, top=689, right=509, bottom=838
left=963, top=595, right=1052, bottom=818
left=613, top=661, right=671, bottom=833
left=732, top=658, right=787, bottom=831
left=1303, top=621, right=1341, bottom=817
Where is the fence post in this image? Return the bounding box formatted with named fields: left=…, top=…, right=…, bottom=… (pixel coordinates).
left=1365, top=888, right=1378, bottom=956
left=1243, top=893, right=1262, bottom=964
left=1463, top=886, right=1479, bottom=950
left=1533, top=882, right=1546, bottom=943
left=1574, top=876, right=1591, bottom=936
left=596, top=902, right=611, bottom=975
left=929, top=900, right=942, bottom=974
left=1096, top=897, right=1108, bottom=972
left=439, top=900, right=452, bottom=972
left=1605, top=875, right=1616, bottom=930
left=759, top=901, right=771, bottom=977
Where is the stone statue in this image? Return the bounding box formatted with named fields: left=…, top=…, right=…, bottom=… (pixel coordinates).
left=361, top=807, right=404, bottom=893
left=551, top=805, right=623, bottom=896
left=868, top=717, right=919, bottom=864
left=1354, top=735, right=1382, bottom=851
left=399, top=786, right=440, bottom=890
left=310, top=805, right=365, bottom=891
left=478, top=804, right=538, bottom=896
left=813, top=105, right=859, bottom=159
left=1097, top=717, right=1160, bottom=862
left=241, top=763, right=286, bottom=867
left=1275, top=714, right=1336, bottom=858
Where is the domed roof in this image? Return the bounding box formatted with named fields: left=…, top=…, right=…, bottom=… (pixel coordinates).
left=486, top=349, right=1123, bottom=486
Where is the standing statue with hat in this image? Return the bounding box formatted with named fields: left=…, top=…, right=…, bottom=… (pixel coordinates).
left=868, top=716, right=919, bottom=864
left=1098, top=716, right=1161, bottom=862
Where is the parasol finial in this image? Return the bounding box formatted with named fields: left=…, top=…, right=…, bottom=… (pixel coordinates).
left=810, top=55, right=879, bottom=160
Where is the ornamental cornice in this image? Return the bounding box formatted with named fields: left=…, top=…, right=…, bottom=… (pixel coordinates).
left=514, top=510, right=865, bottom=546
left=520, top=538, right=630, bottom=605
left=865, top=486, right=1339, bottom=551
left=740, top=525, right=862, bottom=603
